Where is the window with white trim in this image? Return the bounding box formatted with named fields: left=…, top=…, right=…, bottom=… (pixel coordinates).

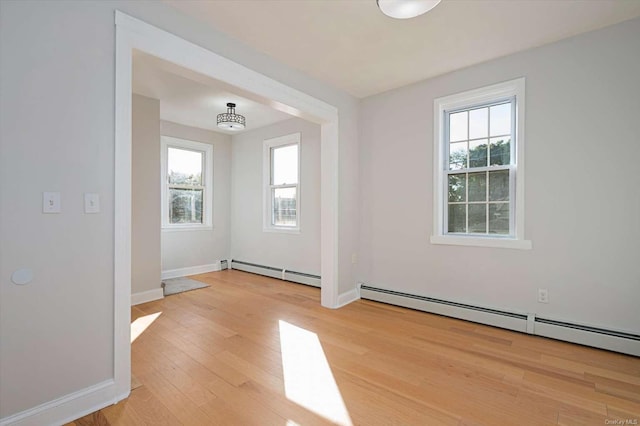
left=263, top=133, right=300, bottom=232
left=161, top=136, right=213, bottom=230
left=431, top=78, right=531, bottom=249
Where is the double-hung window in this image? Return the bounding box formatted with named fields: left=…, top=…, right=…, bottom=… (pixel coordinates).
left=263, top=133, right=300, bottom=232
left=432, top=78, right=531, bottom=249
left=161, top=136, right=213, bottom=230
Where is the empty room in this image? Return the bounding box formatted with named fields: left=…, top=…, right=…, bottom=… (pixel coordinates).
left=0, top=1, right=639, bottom=425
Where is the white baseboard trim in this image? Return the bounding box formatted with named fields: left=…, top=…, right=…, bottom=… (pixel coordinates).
left=161, top=262, right=220, bottom=280
left=131, top=288, right=164, bottom=306
left=0, top=379, right=116, bottom=426
left=336, top=288, right=360, bottom=308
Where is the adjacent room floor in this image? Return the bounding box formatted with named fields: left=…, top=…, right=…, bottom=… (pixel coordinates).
left=69, top=270, right=640, bottom=425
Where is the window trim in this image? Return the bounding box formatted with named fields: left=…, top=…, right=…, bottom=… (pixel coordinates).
left=161, top=136, right=213, bottom=231
left=263, top=132, right=301, bottom=233
left=431, top=78, right=531, bottom=250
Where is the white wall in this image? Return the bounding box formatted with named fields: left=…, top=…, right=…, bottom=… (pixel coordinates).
left=132, top=94, right=161, bottom=295
left=0, top=0, right=358, bottom=420
left=161, top=120, right=231, bottom=273
left=358, top=18, right=640, bottom=333
left=231, top=118, right=321, bottom=275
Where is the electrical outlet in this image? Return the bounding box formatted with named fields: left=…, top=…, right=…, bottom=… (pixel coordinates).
left=538, top=288, right=549, bottom=304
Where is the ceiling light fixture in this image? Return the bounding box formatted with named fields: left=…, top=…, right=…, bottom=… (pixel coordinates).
left=377, top=0, right=441, bottom=19
left=217, top=102, right=246, bottom=131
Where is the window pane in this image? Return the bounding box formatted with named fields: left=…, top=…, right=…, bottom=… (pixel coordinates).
left=168, top=147, right=202, bottom=185
left=469, top=204, right=487, bottom=233
left=490, top=103, right=511, bottom=136
left=468, top=172, right=486, bottom=202
left=449, top=111, right=468, bottom=142
left=448, top=174, right=466, bottom=202
left=469, top=139, right=488, bottom=168
left=448, top=204, right=466, bottom=233
left=272, top=144, right=298, bottom=185
left=272, top=187, right=297, bottom=227
left=169, top=188, right=203, bottom=224
left=449, top=142, right=467, bottom=170
left=489, top=137, right=510, bottom=166
left=469, top=107, right=488, bottom=139
left=489, top=203, right=509, bottom=234
left=489, top=170, right=509, bottom=201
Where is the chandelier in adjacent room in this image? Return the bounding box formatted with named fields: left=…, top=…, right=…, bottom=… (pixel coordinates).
left=217, top=102, right=246, bottom=131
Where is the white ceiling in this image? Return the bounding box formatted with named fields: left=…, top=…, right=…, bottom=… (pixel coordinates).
left=132, top=51, right=293, bottom=134
left=164, top=0, right=640, bottom=98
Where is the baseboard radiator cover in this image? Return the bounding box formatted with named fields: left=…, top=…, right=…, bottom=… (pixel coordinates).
left=230, top=260, right=321, bottom=287
left=360, top=285, right=640, bottom=357
left=533, top=317, right=640, bottom=356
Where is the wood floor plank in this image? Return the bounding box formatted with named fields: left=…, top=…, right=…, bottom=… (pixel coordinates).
left=68, top=270, right=640, bottom=425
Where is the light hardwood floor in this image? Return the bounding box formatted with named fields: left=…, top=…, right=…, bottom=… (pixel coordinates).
left=69, top=270, right=640, bottom=425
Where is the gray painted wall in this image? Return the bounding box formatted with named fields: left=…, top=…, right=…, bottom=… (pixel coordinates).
left=132, top=94, right=161, bottom=295
left=231, top=118, right=321, bottom=275
left=161, top=121, right=232, bottom=272
left=358, top=18, right=640, bottom=333
left=0, top=0, right=358, bottom=418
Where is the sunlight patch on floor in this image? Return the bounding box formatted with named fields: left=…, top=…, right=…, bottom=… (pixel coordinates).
left=279, top=320, right=353, bottom=426
left=131, top=312, right=161, bottom=343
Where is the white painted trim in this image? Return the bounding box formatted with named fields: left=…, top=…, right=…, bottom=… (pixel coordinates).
left=115, top=14, right=340, bottom=425
left=115, top=12, right=339, bottom=318
left=113, top=15, right=133, bottom=406
left=336, top=289, right=360, bottom=308
left=161, top=136, right=213, bottom=229
left=0, top=380, right=115, bottom=426
left=320, top=119, right=340, bottom=308
left=430, top=235, right=532, bottom=250
left=161, top=263, right=221, bottom=280
left=432, top=77, right=529, bottom=249
left=131, top=288, right=164, bottom=306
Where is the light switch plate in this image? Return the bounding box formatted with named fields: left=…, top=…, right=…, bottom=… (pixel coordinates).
left=43, top=192, right=61, bottom=213
left=84, top=193, right=100, bottom=214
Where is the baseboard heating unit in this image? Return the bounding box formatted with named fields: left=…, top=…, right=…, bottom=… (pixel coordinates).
left=230, top=260, right=321, bottom=288
left=360, top=285, right=640, bottom=357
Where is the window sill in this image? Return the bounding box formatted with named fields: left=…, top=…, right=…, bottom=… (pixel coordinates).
left=430, top=235, right=532, bottom=250
left=162, top=225, right=213, bottom=233
left=263, top=227, right=300, bottom=234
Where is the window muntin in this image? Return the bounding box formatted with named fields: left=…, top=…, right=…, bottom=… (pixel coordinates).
left=264, top=133, right=300, bottom=232
left=161, top=136, right=213, bottom=230
left=431, top=78, right=530, bottom=249
left=445, top=99, right=514, bottom=236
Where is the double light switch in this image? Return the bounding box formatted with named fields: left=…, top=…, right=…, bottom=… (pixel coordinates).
left=42, top=192, right=101, bottom=214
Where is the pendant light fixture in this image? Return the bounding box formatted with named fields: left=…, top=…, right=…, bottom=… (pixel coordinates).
left=217, top=102, right=246, bottom=131
left=377, top=0, right=441, bottom=19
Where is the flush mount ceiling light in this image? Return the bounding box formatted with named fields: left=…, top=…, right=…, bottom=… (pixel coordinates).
left=377, top=0, right=441, bottom=19
left=217, top=102, right=246, bottom=131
